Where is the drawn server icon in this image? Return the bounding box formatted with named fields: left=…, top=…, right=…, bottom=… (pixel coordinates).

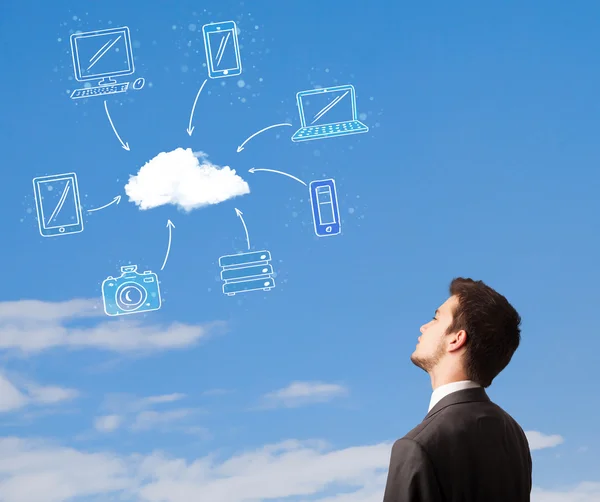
left=219, top=250, right=275, bottom=296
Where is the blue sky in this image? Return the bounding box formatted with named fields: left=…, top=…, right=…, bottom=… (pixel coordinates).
left=1, top=0, right=599, bottom=500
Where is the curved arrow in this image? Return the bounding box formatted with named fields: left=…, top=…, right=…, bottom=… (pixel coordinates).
left=103, top=100, right=130, bottom=151
left=248, top=168, right=307, bottom=186
left=234, top=208, right=250, bottom=250
left=87, top=195, right=122, bottom=213
left=187, top=79, right=208, bottom=136
left=237, top=123, right=292, bottom=152
left=160, top=220, right=176, bottom=271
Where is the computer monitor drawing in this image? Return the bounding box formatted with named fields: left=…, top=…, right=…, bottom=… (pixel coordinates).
left=69, top=26, right=145, bottom=99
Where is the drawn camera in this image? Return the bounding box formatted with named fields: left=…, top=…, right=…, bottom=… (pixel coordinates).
left=101, top=265, right=162, bottom=316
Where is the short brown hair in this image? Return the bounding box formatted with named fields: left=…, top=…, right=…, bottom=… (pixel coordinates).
left=447, top=277, right=521, bottom=388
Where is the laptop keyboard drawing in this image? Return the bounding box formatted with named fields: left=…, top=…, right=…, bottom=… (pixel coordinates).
left=291, top=84, right=369, bottom=142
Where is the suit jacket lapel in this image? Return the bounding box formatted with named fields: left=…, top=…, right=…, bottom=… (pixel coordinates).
left=424, top=387, right=491, bottom=421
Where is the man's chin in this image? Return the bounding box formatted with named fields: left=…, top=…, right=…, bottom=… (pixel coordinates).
left=410, top=352, right=427, bottom=371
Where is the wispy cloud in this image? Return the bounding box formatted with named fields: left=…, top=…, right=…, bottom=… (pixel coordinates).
left=0, top=435, right=596, bottom=502
left=0, top=372, right=78, bottom=413
left=94, top=392, right=202, bottom=434
left=0, top=298, right=227, bottom=356
left=525, top=430, right=565, bottom=451
left=0, top=436, right=391, bottom=502
left=260, top=381, right=349, bottom=409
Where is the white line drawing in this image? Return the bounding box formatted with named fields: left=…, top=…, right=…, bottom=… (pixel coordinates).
left=235, top=208, right=250, bottom=250
left=309, top=179, right=341, bottom=237
left=237, top=123, right=292, bottom=152
left=32, top=172, right=84, bottom=238
left=187, top=79, right=208, bottom=136
left=161, top=220, right=176, bottom=271
left=69, top=26, right=146, bottom=100
left=87, top=195, right=121, bottom=213
left=219, top=250, right=275, bottom=296
left=291, top=84, right=369, bottom=143
left=202, top=21, right=242, bottom=79
left=102, top=265, right=162, bottom=316
left=248, top=168, right=307, bottom=186
left=104, top=100, right=130, bottom=151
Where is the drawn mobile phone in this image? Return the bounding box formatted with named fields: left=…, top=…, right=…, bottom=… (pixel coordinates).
left=32, top=172, right=84, bottom=237
left=202, top=20, right=242, bottom=79
left=309, top=179, right=341, bottom=237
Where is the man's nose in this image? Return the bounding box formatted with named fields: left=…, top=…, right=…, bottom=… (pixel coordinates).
left=420, top=324, right=427, bottom=334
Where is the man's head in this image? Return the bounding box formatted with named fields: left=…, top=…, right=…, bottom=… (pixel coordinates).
left=410, top=277, right=522, bottom=388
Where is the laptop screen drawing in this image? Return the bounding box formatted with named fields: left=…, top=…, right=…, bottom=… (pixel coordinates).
left=300, top=89, right=355, bottom=127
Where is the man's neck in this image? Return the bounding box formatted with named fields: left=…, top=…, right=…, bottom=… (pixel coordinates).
left=429, top=372, right=470, bottom=391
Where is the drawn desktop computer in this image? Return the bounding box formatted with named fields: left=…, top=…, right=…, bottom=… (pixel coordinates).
left=69, top=26, right=145, bottom=100
left=219, top=250, right=275, bottom=296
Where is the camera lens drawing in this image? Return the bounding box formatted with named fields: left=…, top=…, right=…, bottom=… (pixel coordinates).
left=33, top=20, right=369, bottom=315
left=102, top=265, right=162, bottom=316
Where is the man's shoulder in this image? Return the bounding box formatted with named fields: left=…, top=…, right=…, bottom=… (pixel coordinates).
left=403, top=398, right=522, bottom=445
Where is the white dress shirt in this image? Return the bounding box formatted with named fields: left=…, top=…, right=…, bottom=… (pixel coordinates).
left=428, top=380, right=481, bottom=412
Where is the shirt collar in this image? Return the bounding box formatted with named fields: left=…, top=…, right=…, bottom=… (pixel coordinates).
left=428, top=380, right=481, bottom=412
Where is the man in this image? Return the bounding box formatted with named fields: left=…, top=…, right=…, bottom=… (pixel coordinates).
left=383, top=277, right=532, bottom=502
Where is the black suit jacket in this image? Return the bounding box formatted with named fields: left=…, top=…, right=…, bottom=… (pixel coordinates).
left=383, top=387, right=532, bottom=502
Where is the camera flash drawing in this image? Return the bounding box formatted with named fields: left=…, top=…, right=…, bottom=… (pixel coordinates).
left=33, top=173, right=84, bottom=237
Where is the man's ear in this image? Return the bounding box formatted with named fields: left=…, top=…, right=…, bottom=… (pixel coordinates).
left=447, top=329, right=468, bottom=353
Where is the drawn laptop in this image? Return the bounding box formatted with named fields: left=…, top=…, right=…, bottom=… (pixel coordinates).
left=291, top=84, right=369, bottom=142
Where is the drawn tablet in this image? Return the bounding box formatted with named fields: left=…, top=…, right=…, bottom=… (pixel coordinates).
left=32, top=172, right=84, bottom=237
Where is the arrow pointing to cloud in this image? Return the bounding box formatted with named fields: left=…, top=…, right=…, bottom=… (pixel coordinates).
left=187, top=79, right=208, bottom=136
left=235, top=208, right=250, bottom=250
left=160, top=220, right=176, bottom=271
left=103, top=101, right=130, bottom=151
left=237, top=123, right=292, bottom=153
left=87, top=195, right=122, bottom=213
left=248, top=168, right=307, bottom=186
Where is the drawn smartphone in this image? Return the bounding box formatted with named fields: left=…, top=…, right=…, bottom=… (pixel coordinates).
left=309, top=179, right=341, bottom=237
left=202, top=21, right=242, bottom=79
left=32, top=172, right=84, bottom=237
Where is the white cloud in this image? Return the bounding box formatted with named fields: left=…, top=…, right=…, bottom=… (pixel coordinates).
left=124, top=147, right=250, bottom=212
left=261, top=381, right=349, bottom=408
left=94, top=393, right=199, bottom=434
left=0, top=298, right=226, bottom=355
left=94, top=415, right=122, bottom=433
left=532, top=483, right=600, bottom=502
left=526, top=430, right=565, bottom=450
left=0, top=436, right=597, bottom=502
left=130, top=409, right=194, bottom=431
left=0, top=373, right=77, bottom=413
left=0, top=436, right=391, bottom=502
